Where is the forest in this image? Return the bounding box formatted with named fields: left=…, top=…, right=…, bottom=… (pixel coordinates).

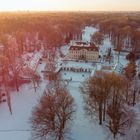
left=0, top=11, right=140, bottom=140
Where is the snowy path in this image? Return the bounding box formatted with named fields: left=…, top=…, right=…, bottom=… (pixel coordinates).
left=68, top=82, right=106, bottom=140
left=61, top=26, right=106, bottom=140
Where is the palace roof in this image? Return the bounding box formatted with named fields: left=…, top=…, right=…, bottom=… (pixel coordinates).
left=69, top=42, right=98, bottom=51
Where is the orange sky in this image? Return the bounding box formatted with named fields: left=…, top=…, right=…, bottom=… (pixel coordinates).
left=0, top=0, right=139, bottom=11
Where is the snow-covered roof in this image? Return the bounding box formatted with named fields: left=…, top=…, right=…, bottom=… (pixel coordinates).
left=69, top=45, right=98, bottom=51
left=113, top=62, right=124, bottom=74
left=70, top=40, right=90, bottom=46
left=69, top=40, right=98, bottom=52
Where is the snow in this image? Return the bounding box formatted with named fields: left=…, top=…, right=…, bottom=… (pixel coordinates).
left=59, top=27, right=107, bottom=140
left=60, top=45, right=70, bottom=56
left=82, top=26, right=98, bottom=42
left=0, top=131, right=30, bottom=140
left=69, top=82, right=106, bottom=140
left=26, top=51, right=42, bottom=71
left=113, top=62, right=124, bottom=74
left=113, top=54, right=129, bottom=68
left=61, top=60, right=95, bottom=69
left=0, top=26, right=132, bottom=140
left=98, top=37, right=129, bottom=73
left=0, top=26, right=106, bottom=140
left=0, top=61, right=47, bottom=140
left=99, top=37, right=113, bottom=57
left=61, top=71, right=90, bottom=82
left=59, top=70, right=107, bottom=140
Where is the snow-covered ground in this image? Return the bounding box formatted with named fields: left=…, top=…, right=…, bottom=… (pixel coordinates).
left=99, top=37, right=129, bottom=70
left=99, top=37, right=113, bottom=57
left=0, top=26, right=106, bottom=140
left=61, top=60, right=95, bottom=69
left=68, top=82, right=106, bottom=140
left=23, top=51, right=43, bottom=71
left=59, top=26, right=131, bottom=140
left=0, top=61, right=47, bottom=140
left=0, top=26, right=131, bottom=140
left=60, top=68, right=106, bottom=140
left=60, top=45, right=70, bottom=56
left=59, top=26, right=107, bottom=140
left=61, top=71, right=90, bottom=82
left=82, top=26, right=98, bottom=42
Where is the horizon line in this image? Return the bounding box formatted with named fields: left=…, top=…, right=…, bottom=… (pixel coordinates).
left=0, top=10, right=140, bottom=13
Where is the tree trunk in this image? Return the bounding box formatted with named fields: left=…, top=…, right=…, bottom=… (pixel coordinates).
left=58, top=128, right=63, bottom=140
left=11, top=65, right=19, bottom=92
left=117, top=51, right=120, bottom=63
left=6, top=90, right=12, bottom=115
left=132, top=90, right=136, bottom=106
left=103, top=100, right=106, bottom=121
left=113, top=133, right=116, bottom=139
left=125, top=82, right=129, bottom=103
left=14, top=74, right=19, bottom=91
left=33, top=77, right=37, bottom=92
left=2, top=66, right=5, bottom=83
left=99, top=102, right=103, bottom=125
left=125, top=91, right=128, bottom=103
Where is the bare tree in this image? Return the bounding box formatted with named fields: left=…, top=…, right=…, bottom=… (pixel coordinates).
left=31, top=73, right=41, bottom=92
left=106, top=73, right=128, bottom=139
left=81, top=71, right=112, bottom=125
left=107, top=101, right=128, bottom=139
left=91, top=31, right=104, bottom=47
left=81, top=72, right=130, bottom=138
left=30, top=81, right=76, bottom=140
left=124, top=61, right=136, bottom=82
left=124, top=61, right=138, bottom=106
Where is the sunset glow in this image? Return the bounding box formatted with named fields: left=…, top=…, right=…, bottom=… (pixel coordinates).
left=0, top=0, right=139, bottom=11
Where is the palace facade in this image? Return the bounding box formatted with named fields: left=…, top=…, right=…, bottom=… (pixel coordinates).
left=68, top=41, right=99, bottom=61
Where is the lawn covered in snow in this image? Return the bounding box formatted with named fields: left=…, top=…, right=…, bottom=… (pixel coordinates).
left=61, top=60, right=96, bottom=69
left=0, top=61, right=47, bottom=140
left=68, top=82, right=106, bottom=140
left=0, top=26, right=131, bottom=140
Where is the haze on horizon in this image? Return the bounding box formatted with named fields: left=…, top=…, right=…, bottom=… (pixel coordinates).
left=0, top=0, right=140, bottom=11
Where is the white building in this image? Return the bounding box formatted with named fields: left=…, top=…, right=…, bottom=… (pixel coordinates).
left=68, top=41, right=99, bottom=61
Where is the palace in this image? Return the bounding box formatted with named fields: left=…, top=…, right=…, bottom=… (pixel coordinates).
left=68, top=41, right=99, bottom=61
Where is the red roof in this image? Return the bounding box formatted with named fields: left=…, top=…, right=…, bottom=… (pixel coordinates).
left=69, top=43, right=98, bottom=51
left=75, top=41, right=88, bottom=45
